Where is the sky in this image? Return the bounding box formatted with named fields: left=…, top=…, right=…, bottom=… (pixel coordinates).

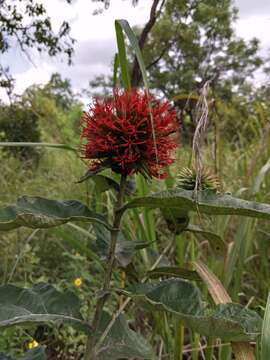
left=1, top=0, right=270, bottom=102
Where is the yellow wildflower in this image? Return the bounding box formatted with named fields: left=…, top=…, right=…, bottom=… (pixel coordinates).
left=74, top=277, right=83, bottom=287
left=28, top=340, right=39, bottom=349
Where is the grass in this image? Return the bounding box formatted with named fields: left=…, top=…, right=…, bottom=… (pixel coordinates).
left=1, top=101, right=270, bottom=359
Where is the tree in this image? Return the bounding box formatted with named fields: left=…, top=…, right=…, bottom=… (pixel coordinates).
left=0, top=72, right=82, bottom=164
left=87, top=0, right=165, bottom=95
left=23, top=72, right=80, bottom=111
left=128, top=0, right=265, bottom=142
left=41, top=73, right=75, bottom=110
left=0, top=102, right=41, bottom=162
left=131, top=0, right=165, bottom=87
left=141, top=0, right=263, bottom=100
left=21, top=73, right=82, bottom=144
left=0, top=0, right=75, bottom=98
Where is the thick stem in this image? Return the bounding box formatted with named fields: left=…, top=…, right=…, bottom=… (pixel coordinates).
left=84, top=174, right=127, bottom=360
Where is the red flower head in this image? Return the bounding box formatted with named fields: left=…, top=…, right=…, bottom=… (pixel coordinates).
left=81, top=89, right=178, bottom=179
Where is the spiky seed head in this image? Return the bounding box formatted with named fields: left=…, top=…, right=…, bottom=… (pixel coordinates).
left=177, top=167, right=221, bottom=192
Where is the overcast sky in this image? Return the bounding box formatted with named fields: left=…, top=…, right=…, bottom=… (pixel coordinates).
left=1, top=0, right=270, bottom=102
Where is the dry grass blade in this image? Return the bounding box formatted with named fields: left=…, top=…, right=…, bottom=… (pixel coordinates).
left=192, top=81, right=211, bottom=193
left=193, top=260, right=231, bottom=304
left=193, top=260, right=255, bottom=360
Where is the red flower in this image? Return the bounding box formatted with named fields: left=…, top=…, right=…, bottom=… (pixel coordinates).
left=81, top=89, right=178, bottom=178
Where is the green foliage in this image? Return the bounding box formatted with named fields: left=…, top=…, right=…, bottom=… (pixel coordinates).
left=0, top=1, right=74, bottom=94
left=21, top=73, right=82, bottom=146
left=143, top=0, right=263, bottom=98
left=93, top=223, right=150, bottom=267
left=185, top=225, right=225, bottom=256
left=0, top=347, right=46, bottom=360
left=123, top=188, right=270, bottom=220
left=131, top=0, right=267, bottom=142
left=41, top=73, right=76, bottom=111
left=0, top=283, right=90, bottom=332
left=124, top=278, right=262, bottom=341
left=0, top=103, right=41, bottom=162
left=0, top=196, right=110, bottom=231
left=0, top=72, right=82, bottom=166
left=1, top=13, right=270, bottom=360
left=96, top=312, right=153, bottom=359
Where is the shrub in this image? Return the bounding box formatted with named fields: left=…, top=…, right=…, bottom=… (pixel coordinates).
left=0, top=103, right=41, bottom=163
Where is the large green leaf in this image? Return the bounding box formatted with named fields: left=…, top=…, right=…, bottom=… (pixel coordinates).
left=0, top=196, right=111, bottom=231
left=122, top=189, right=270, bottom=220
left=0, top=283, right=90, bottom=333
left=93, top=223, right=150, bottom=267
left=0, top=348, right=46, bottom=360
left=123, top=279, right=262, bottom=341
left=96, top=312, right=153, bottom=359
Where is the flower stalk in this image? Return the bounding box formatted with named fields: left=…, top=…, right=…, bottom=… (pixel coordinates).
left=84, top=174, right=127, bottom=360
left=81, top=89, right=177, bottom=359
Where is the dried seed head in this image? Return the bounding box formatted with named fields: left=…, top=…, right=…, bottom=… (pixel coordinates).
left=177, top=167, right=221, bottom=192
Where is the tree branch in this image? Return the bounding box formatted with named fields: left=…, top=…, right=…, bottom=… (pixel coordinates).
left=146, top=41, right=171, bottom=70
left=131, top=0, right=165, bottom=87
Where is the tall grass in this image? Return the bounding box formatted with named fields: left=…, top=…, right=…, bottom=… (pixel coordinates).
left=1, top=64, right=270, bottom=360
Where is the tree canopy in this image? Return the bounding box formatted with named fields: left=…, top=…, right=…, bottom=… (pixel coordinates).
left=141, top=0, right=264, bottom=100
left=0, top=0, right=74, bottom=97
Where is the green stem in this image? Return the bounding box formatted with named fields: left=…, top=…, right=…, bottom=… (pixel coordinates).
left=191, top=331, right=200, bottom=360
left=219, top=343, right=232, bottom=360
left=174, top=234, right=185, bottom=360
left=137, top=175, right=157, bottom=248
left=174, top=320, right=184, bottom=360
left=190, top=238, right=200, bottom=360
left=84, top=174, right=127, bottom=360
left=205, top=338, right=214, bottom=360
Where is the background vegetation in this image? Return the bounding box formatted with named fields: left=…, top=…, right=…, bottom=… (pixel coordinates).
left=1, top=0, right=270, bottom=359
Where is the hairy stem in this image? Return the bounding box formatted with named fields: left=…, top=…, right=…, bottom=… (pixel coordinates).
left=84, top=174, right=127, bottom=360
left=94, top=239, right=175, bottom=354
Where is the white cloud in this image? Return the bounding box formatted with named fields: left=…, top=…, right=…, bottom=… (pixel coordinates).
left=17, top=67, right=52, bottom=92
left=41, top=0, right=149, bottom=41
left=2, top=0, right=270, bottom=101
left=75, top=38, right=116, bottom=65
left=0, top=64, right=53, bottom=103
left=234, top=0, right=270, bottom=17
left=235, top=15, right=270, bottom=53
left=2, top=0, right=150, bottom=98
